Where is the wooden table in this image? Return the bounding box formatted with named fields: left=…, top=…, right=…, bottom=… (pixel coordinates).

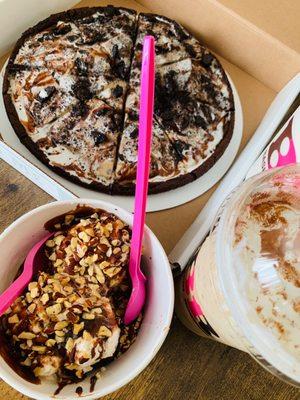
left=0, top=1, right=299, bottom=397
left=0, top=163, right=299, bottom=400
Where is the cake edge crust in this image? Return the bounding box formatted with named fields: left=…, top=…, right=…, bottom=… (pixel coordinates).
left=2, top=6, right=235, bottom=196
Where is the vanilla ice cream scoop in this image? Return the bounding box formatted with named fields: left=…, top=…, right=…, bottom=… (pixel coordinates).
left=1, top=209, right=138, bottom=384
left=34, top=355, right=62, bottom=377
left=72, top=327, right=121, bottom=370
left=8, top=271, right=122, bottom=381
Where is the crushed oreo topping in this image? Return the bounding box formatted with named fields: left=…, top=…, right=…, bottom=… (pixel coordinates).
left=8, top=63, right=31, bottom=73
left=105, top=5, right=121, bottom=17
left=92, top=131, right=107, bottom=146
left=173, top=22, right=189, bottom=41
left=128, top=111, right=138, bottom=122
left=129, top=127, right=138, bottom=139
left=72, top=78, right=92, bottom=101
left=185, top=43, right=197, bottom=58
left=201, top=75, right=216, bottom=97
left=161, top=110, right=173, bottom=122
left=36, top=86, right=56, bottom=103
left=112, top=44, right=120, bottom=60
left=135, top=42, right=143, bottom=52
left=111, top=45, right=128, bottom=80
left=37, top=33, right=54, bottom=42
left=71, top=102, right=89, bottom=118
left=112, top=60, right=127, bottom=80
left=53, top=24, right=72, bottom=36
left=81, top=15, right=96, bottom=25
left=66, top=35, right=78, bottom=42
left=112, top=85, right=123, bottom=98
left=173, top=140, right=190, bottom=160
left=179, top=115, right=190, bottom=131
left=95, top=107, right=111, bottom=117
left=201, top=53, right=214, bottom=67
left=75, top=58, right=89, bottom=76
left=81, top=30, right=107, bottom=45
left=194, top=115, right=206, bottom=129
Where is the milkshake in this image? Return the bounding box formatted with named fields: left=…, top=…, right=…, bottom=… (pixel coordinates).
left=176, top=164, right=300, bottom=386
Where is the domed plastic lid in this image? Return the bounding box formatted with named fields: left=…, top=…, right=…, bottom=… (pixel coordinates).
left=216, top=164, right=300, bottom=386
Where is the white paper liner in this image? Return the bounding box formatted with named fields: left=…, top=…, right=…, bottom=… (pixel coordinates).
left=0, top=61, right=242, bottom=212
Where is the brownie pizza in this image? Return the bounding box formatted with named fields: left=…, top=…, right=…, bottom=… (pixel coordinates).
left=3, top=6, right=235, bottom=195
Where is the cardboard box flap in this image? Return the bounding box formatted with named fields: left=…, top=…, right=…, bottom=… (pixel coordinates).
left=0, top=0, right=79, bottom=56
left=219, top=0, right=300, bottom=54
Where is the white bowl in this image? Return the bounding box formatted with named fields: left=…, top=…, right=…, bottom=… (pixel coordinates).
left=0, top=199, right=174, bottom=399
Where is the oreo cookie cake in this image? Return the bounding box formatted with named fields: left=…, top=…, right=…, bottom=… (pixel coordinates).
left=3, top=6, right=235, bottom=195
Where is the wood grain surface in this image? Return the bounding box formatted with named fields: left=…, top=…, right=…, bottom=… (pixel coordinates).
left=0, top=1, right=299, bottom=399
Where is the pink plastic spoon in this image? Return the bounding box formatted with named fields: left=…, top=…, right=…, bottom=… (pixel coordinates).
left=0, top=232, right=53, bottom=316
left=124, top=36, right=155, bottom=325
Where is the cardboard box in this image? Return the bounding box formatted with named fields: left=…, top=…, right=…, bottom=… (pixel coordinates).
left=0, top=0, right=299, bottom=256
left=0, top=0, right=79, bottom=55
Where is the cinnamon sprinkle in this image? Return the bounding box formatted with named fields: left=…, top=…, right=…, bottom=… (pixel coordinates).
left=275, top=259, right=300, bottom=288
left=293, top=300, right=300, bottom=313
left=249, top=200, right=288, bottom=228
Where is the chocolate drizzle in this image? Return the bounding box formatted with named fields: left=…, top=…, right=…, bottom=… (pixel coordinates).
left=76, top=386, right=83, bottom=396
left=4, top=5, right=234, bottom=196
left=0, top=327, right=39, bottom=384
left=90, top=375, right=97, bottom=392
left=0, top=205, right=143, bottom=396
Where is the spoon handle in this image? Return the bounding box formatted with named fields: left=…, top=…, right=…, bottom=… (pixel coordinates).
left=0, top=274, right=28, bottom=315
left=129, top=36, right=155, bottom=278
left=0, top=232, right=53, bottom=316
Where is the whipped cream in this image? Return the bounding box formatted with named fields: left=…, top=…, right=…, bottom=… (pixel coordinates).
left=176, top=166, right=300, bottom=385
left=232, top=187, right=300, bottom=361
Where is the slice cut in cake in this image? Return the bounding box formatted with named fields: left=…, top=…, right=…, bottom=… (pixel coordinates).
left=3, top=6, right=235, bottom=195
left=26, top=98, right=121, bottom=191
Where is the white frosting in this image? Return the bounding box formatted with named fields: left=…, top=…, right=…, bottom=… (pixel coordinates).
left=9, top=9, right=233, bottom=189
left=9, top=66, right=117, bottom=186
left=54, top=72, right=76, bottom=92
left=233, top=190, right=300, bottom=361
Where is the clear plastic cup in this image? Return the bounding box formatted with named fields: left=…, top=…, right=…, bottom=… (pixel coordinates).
left=176, top=164, right=300, bottom=387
